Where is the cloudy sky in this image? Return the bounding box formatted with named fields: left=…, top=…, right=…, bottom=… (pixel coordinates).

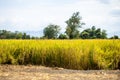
left=0, top=0, right=120, bottom=37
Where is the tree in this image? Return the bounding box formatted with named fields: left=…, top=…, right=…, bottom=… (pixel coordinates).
left=114, top=35, right=119, bottom=39
left=43, top=24, right=61, bottom=39
left=26, top=35, right=30, bottom=39
left=80, top=31, right=89, bottom=39
left=101, top=30, right=107, bottom=39
left=65, top=12, right=85, bottom=39
left=0, top=30, right=31, bottom=39
left=95, top=28, right=102, bottom=38
left=16, top=32, right=23, bottom=39
left=80, top=26, right=107, bottom=39
left=22, top=33, right=27, bottom=39
left=110, top=35, right=119, bottom=39
left=59, top=34, right=68, bottom=39
left=90, top=26, right=96, bottom=39
left=0, top=30, right=7, bottom=39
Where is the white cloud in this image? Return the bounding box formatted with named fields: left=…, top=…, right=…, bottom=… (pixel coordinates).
left=0, top=0, right=120, bottom=36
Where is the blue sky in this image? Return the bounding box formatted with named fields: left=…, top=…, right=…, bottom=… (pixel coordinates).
left=0, top=0, right=120, bottom=37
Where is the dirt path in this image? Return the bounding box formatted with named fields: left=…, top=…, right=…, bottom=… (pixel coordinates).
left=0, top=65, right=119, bottom=80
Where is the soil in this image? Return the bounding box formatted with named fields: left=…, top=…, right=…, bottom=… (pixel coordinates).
left=0, top=65, right=120, bottom=80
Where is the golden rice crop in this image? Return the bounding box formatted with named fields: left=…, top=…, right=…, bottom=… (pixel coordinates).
left=0, top=39, right=120, bottom=70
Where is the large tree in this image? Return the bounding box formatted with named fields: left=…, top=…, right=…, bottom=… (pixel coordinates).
left=65, top=12, right=84, bottom=39
left=43, top=24, right=61, bottom=39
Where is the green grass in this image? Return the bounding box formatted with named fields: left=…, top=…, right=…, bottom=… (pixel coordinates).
left=0, top=39, right=120, bottom=70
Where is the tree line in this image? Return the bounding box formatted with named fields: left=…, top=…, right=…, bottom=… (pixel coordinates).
left=0, top=30, right=30, bottom=39
left=0, top=12, right=119, bottom=39
left=43, top=12, right=119, bottom=39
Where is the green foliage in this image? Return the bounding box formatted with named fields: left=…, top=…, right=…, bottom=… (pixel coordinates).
left=59, top=34, right=68, bottom=39
left=43, top=24, right=61, bottom=39
left=110, top=35, right=119, bottom=39
left=80, top=26, right=107, bottom=39
left=0, top=30, right=31, bottom=39
left=101, top=30, right=107, bottom=39
left=65, top=12, right=85, bottom=39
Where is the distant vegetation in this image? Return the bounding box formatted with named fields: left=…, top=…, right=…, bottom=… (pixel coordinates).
left=43, top=24, right=60, bottom=39
left=0, top=30, right=30, bottom=39
left=80, top=26, right=107, bottom=39
left=0, top=12, right=119, bottom=39
left=0, top=40, right=120, bottom=70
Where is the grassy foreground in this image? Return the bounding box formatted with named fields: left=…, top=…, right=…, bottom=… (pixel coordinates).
left=0, top=40, right=120, bottom=70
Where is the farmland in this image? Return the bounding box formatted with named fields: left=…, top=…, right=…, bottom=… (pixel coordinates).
left=0, top=40, right=120, bottom=70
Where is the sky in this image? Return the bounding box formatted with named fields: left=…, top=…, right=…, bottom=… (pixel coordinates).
left=0, top=0, right=120, bottom=37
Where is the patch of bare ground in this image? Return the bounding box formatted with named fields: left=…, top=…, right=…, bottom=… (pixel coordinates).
left=0, top=65, right=119, bottom=80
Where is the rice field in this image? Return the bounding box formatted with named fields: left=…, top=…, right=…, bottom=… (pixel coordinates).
left=0, top=40, right=120, bottom=70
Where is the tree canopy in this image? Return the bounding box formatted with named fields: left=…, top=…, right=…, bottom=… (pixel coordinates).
left=65, top=12, right=85, bottom=39
left=43, top=24, right=61, bottom=39
left=58, top=34, right=68, bottom=39
left=0, top=30, right=30, bottom=39
left=80, top=26, right=107, bottom=39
